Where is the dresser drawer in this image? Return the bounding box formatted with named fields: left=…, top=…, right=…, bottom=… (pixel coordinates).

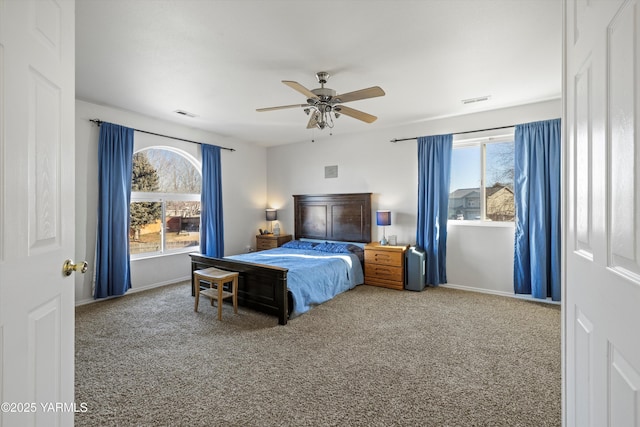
left=255, top=234, right=292, bottom=251
left=257, top=240, right=276, bottom=250
left=364, top=276, right=405, bottom=290
left=365, top=264, right=403, bottom=282
left=364, top=243, right=408, bottom=290
left=364, top=249, right=404, bottom=267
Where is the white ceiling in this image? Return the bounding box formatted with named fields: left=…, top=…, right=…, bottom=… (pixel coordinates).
left=75, top=0, right=562, bottom=147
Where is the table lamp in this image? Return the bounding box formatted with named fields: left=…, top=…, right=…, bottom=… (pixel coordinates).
left=376, top=210, right=391, bottom=245
left=265, top=209, right=277, bottom=233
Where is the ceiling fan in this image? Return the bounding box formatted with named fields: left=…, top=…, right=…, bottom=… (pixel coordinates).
left=256, top=71, right=385, bottom=130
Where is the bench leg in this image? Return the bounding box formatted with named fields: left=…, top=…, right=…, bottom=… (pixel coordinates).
left=194, top=278, right=200, bottom=312
left=217, top=281, right=223, bottom=321
left=232, top=277, right=238, bottom=314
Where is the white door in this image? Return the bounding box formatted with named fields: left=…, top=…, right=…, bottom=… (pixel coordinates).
left=564, top=0, right=640, bottom=425
left=0, top=1, right=77, bottom=426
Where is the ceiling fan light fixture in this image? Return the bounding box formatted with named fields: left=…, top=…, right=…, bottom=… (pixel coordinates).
left=304, top=105, right=335, bottom=130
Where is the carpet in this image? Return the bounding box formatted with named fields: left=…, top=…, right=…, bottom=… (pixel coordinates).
left=75, top=282, right=561, bottom=426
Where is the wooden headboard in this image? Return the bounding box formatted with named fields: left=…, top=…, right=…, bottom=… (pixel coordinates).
left=292, top=193, right=372, bottom=243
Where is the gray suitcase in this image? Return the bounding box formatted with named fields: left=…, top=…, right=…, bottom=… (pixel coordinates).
left=405, top=246, right=426, bottom=291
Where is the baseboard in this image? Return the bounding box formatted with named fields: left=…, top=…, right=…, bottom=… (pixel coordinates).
left=74, top=276, right=191, bottom=307
left=128, top=276, right=191, bottom=295
left=440, top=283, right=561, bottom=305
left=439, top=283, right=513, bottom=297
left=75, top=297, right=95, bottom=307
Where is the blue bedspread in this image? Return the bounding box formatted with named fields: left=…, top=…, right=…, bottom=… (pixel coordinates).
left=226, top=247, right=364, bottom=317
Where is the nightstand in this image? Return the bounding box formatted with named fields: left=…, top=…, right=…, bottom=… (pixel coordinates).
left=364, top=243, right=409, bottom=290
left=255, top=234, right=292, bottom=251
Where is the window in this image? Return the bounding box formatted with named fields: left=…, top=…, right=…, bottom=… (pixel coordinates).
left=129, top=148, right=201, bottom=257
left=448, top=135, right=515, bottom=222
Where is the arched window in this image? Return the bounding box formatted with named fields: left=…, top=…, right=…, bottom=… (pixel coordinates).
left=129, top=147, right=201, bottom=258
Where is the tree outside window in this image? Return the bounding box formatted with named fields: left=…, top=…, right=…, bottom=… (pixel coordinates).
left=130, top=152, right=162, bottom=242
left=485, top=142, right=515, bottom=221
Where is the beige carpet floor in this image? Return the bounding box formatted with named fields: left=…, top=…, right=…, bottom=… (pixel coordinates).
left=75, top=282, right=561, bottom=426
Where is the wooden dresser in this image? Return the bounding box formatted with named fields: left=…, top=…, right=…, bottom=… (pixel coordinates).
left=255, top=234, right=292, bottom=251
left=364, top=243, right=409, bottom=290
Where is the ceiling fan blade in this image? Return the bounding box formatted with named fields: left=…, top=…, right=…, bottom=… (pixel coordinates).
left=256, top=104, right=307, bottom=112
left=335, top=86, right=385, bottom=103
left=282, top=80, right=318, bottom=99
left=334, top=105, right=377, bottom=123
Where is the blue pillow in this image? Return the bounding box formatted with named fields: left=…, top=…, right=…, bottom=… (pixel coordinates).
left=313, top=242, right=359, bottom=254
left=313, top=242, right=364, bottom=262
left=281, top=240, right=318, bottom=250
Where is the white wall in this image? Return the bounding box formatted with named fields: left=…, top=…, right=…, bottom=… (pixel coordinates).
left=75, top=99, right=560, bottom=304
left=75, top=100, right=267, bottom=304
left=267, top=99, right=561, bottom=296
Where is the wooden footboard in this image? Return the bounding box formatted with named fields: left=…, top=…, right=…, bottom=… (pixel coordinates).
left=189, top=253, right=289, bottom=325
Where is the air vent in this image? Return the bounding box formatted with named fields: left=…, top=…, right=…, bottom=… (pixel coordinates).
left=461, top=96, right=491, bottom=105
left=325, top=165, right=338, bottom=179
left=174, top=109, right=198, bottom=118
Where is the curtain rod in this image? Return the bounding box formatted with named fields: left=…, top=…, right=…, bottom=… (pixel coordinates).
left=390, top=125, right=516, bottom=143
left=89, top=119, right=236, bottom=152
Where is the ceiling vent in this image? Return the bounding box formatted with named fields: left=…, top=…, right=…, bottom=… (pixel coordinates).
left=461, top=96, right=491, bottom=105
left=174, top=109, right=198, bottom=118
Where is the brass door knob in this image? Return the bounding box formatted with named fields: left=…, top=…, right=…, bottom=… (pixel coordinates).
left=62, top=259, right=88, bottom=276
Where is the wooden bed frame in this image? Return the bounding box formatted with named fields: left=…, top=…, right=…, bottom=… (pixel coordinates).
left=190, top=192, right=372, bottom=325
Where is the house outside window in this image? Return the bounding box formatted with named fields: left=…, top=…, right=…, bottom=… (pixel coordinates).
left=129, top=147, right=201, bottom=258
left=448, top=134, right=515, bottom=222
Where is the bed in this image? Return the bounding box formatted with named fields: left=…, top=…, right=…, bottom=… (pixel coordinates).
left=190, top=193, right=372, bottom=325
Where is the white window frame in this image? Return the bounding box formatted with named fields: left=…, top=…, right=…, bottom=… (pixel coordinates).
left=449, top=130, right=515, bottom=227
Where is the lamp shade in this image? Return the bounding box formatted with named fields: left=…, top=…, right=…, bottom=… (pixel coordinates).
left=265, top=209, right=277, bottom=221
left=376, top=210, right=391, bottom=226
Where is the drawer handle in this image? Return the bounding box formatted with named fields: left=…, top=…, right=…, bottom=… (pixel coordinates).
left=376, top=268, right=393, bottom=274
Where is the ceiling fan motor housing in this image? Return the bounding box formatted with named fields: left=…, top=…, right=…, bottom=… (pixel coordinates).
left=309, top=87, right=336, bottom=101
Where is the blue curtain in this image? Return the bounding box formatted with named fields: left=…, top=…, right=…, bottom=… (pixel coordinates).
left=95, top=123, right=134, bottom=298
left=514, top=118, right=561, bottom=301
left=416, top=134, right=453, bottom=286
left=200, top=144, right=224, bottom=257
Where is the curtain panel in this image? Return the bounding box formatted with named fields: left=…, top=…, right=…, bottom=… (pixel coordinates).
left=200, top=144, right=225, bottom=257
left=416, top=134, right=453, bottom=286
left=514, top=118, right=561, bottom=301
left=95, top=122, right=134, bottom=298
